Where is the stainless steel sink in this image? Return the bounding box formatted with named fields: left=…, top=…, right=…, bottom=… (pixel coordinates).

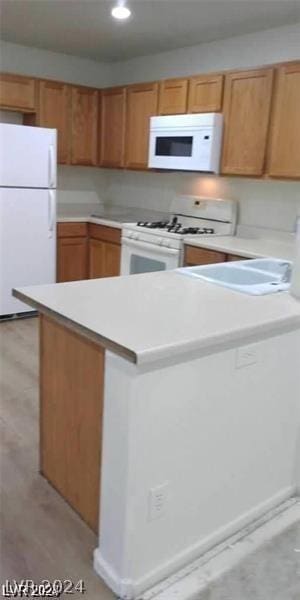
left=177, top=258, right=292, bottom=295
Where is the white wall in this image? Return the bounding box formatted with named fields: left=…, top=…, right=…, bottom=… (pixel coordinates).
left=57, top=165, right=108, bottom=206
left=95, top=328, right=300, bottom=598
left=105, top=170, right=300, bottom=233
left=110, top=23, right=300, bottom=85
left=0, top=40, right=112, bottom=87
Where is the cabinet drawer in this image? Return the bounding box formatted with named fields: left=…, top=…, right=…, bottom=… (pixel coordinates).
left=57, top=222, right=88, bottom=238
left=89, top=223, right=121, bottom=244
left=184, top=245, right=226, bottom=266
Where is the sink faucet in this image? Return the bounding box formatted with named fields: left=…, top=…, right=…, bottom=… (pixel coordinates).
left=281, top=262, right=292, bottom=283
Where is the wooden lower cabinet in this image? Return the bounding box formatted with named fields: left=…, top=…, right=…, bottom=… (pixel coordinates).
left=184, top=245, right=248, bottom=266
left=89, top=224, right=121, bottom=278
left=226, top=254, right=248, bottom=261
left=57, top=222, right=88, bottom=282
left=184, top=246, right=227, bottom=266
left=40, top=315, right=104, bottom=532
left=89, top=239, right=121, bottom=278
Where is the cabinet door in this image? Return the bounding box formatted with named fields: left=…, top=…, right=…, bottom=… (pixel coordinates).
left=267, top=62, right=300, bottom=178
left=100, top=87, right=126, bottom=167
left=184, top=246, right=226, bottom=266
left=103, top=242, right=121, bottom=277
left=57, top=237, right=88, bottom=282
left=158, top=78, right=188, bottom=115
left=0, top=73, right=36, bottom=112
left=71, top=86, right=98, bottom=166
left=38, top=80, right=71, bottom=164
left=89, top=239, right=105, bottom=278
left=125, top=82, right=158, bottom=170
left=188, top=74, right=223, bottom=112
left=221, top=68, right=274, bottom=176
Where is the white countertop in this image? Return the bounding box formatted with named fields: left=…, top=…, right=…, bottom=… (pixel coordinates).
left=57, top=203, right=169, bottom=229
left=184, top=234, right=295, bottom=261
left=15, top=270, right=300, bottom=366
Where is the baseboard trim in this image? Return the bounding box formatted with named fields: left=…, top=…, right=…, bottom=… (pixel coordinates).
left=94, top=486, right=295, bottom=599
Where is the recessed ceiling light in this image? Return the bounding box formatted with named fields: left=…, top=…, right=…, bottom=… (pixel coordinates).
left=111, top=4, right=131, bottom=20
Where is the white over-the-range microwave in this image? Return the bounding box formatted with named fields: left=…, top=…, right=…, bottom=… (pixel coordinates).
left=148, top=112, right=223, bottom=173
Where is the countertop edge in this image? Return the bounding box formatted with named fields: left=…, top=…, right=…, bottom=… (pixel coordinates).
left=56, top=216, right=124, bottom=229
left=13, top=288, right=300, bottom=368
left=13, top=288, right=137, bottom=364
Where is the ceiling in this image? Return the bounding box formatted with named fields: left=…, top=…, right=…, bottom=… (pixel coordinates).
left=1, top=0, right=300, bottom=63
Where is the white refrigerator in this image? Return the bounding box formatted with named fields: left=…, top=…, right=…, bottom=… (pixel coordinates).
left=0, top=123, right=57, bottom=317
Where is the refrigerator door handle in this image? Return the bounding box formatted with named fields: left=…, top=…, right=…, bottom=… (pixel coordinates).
left=48, top=145, right=55, bottom=188
left=48, top=190, right=56, bottom=238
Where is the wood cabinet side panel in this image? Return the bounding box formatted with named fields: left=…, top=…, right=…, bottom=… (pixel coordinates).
left=40, top=315, right=104, bottom=532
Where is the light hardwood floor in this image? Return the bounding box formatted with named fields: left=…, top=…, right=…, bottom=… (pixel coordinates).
left=0, top=317, right=115, bottom=599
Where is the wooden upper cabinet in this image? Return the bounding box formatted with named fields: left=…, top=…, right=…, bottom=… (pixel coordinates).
left=221, top=68, right=274, bottom=176
left=100, top=87, right=126, bottom=168
left=38, top=80, right=71, bottom=164
left=125, top=82, right=158, bottom=170
left=0, top=73, right=36, bottom=112
left=188, top=74, right=223, bottom=113
left=158, top=78, right=188, bottom=115
left=71, top=86, right=98, bottom=166
left=267, top=62, right=300, bottom=178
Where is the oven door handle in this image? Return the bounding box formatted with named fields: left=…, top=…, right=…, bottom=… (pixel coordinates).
left=122, top=237, right=179, bottom=256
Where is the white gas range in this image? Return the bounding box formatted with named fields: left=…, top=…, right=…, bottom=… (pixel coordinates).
left=121, top=196, right=237, bottom=275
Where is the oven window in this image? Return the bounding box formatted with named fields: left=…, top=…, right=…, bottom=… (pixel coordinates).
left=155, top=136, right=193, bottom=157
left=130, top=254, right=166, bottom=274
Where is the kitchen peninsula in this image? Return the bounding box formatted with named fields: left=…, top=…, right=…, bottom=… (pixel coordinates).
left=14, top=272, right=300, bottom=599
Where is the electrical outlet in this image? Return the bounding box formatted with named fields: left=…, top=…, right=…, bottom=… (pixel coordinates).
left=148, top=482, right=169, bottom=521
left=235, top=344, right=259, bottom=369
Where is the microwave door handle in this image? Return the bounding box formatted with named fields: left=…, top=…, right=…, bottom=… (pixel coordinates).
left=122, top=237, right=179, bottom=256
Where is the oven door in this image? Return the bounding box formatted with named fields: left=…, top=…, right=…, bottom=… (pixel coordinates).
left=148, top=126, right=212, bottom=171
left=121, top=237, right=180, bottom=275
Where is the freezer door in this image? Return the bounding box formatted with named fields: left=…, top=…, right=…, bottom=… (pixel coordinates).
left=0, top=124, right=57, bottom=189
left=0, top=188, right=56, bottom=316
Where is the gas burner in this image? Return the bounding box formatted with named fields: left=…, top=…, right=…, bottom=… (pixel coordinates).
left=136, top=220, right=215, bottom=235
